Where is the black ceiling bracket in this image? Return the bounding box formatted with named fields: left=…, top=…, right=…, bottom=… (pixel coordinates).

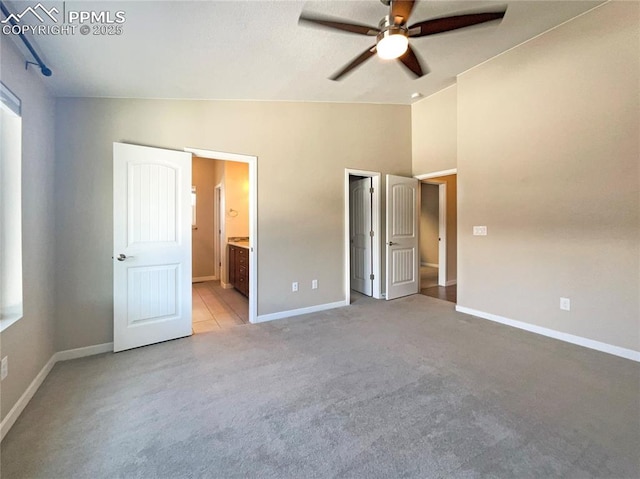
left=0, top=1, right=53, bottom=77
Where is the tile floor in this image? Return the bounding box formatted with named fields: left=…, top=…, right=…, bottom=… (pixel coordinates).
left=192, top=280, right=249, bottom=333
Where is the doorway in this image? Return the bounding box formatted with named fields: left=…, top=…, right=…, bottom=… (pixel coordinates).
left=191, top=156, right=250, bottom=333
left=417, top=171, right=457, bottom=304
left=344, top=169, right=382, bottom=302
left=419, top=182, right=444, bottom=287
left=186, top=147, right=258, bottom=323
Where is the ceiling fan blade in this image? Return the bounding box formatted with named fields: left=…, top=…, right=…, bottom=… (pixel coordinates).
left=397, top=45, right=428, bottom=78
left=408, top=11, right=506, bottom=38
left=299, top=14, right=380, bottom=36
left=390, top=0, right=416, bottom=26
left=330, top=46, right=377, bottom=81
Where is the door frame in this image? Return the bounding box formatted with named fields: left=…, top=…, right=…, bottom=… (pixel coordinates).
left=344, top=169, right=382, bottom=302
left=415, top=168, right=457, bottom=288
left=185, top=147, right=257, bottom=324
left=213, top=183, right=223, bottom=281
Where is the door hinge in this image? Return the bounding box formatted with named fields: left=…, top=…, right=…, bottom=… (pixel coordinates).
left=369, top=230, right=374, bottom=237
left=369, top=274, right=374, bottom=280
left=369, top=187, right=374, bottom=194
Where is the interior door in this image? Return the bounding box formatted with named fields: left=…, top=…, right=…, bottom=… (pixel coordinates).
left=385, top=174, right=419, bottom=300
left=349, top=177, right=373, bottom=296
left=113, top=142, right=192, bottom=352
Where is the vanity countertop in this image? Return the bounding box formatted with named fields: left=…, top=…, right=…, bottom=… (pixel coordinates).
left=228, top=240, right=250, bottom=250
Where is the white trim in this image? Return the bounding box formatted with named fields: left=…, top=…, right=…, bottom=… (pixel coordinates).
left=422, top=262, right=438, bottom=268
left=0, top=355, right=55, bottom=441
left=214, top=184, right=222, bottom=281
left=254, top=300, right=348, bottom=324
left=185, top=147, right=258, bottom=324
left=185, top=148, right=254, bottom=164
left=344, top=169, right=382, bottom=302
left=0, top=342, right=114, bottom=441
left=221, top=281, right=233, bottom=289
left=446, top=280, right=457, bottom=287
left=192, top=276, right=216, bottom=283
left=414, top=169, right=457, bottom=180
left=55, top=342, right=113, bottom=362
left=0, top=314, right=21, bottom=333
left=437, top=184, right=447, bottom=286
left=455, top=306, right=640, bottom=362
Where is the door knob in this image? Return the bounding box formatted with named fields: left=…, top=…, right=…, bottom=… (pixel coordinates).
left=116, top=254, right=127, bottom=261
left=387, top=241, right=397, bottom=246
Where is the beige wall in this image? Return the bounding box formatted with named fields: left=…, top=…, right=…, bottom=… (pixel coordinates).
left=419, top=184, right=439, bottom=265
left=457, top=2, right=639, bottom=351
left=192, top=156, right=222, bottom=279
left=224, top=161, right=249, bottom=240
left=412, top=85, right=457, bottom=175
left=54, top=99, right=411, bottom=349
left=0, top=41, right=56, bottom=421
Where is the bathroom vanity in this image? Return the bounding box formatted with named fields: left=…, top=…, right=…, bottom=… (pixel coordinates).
left=228, top=240, right=249, bottom=297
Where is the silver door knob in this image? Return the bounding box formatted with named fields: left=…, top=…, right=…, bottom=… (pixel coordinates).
left=387, top=241, right=397, bottom=246
left=116, top=254, right=127, bottom=261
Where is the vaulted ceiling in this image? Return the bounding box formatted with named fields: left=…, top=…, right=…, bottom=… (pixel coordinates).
left=5, top=0, right=604, bottom=104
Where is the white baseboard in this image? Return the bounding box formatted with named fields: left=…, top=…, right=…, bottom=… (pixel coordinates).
left=221, top=281, right=233, bottom=290
left=192, top=276, right=217, bottom=283
left=421, top=262, right=439, bottom=268
left=253, top=300, right=348, bottom=324
left=0, top=355, right=56, bottom=441
left=54, top=342, right=113, bottom=362
left=455, top=305, right=640, bottom=362
left=446, top=280, right=457, bottom=287
left=0, top=342, right=114, bottom=442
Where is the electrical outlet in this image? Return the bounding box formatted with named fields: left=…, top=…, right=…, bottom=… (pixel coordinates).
left=1, top=356, right=8, bottom=381
left=560, top=297, right=571, bottom=311
left=292, top=282, right=298, bottom=292
left=473, top=226, right=488, bottom=236
left=312, top=279, right=318, bottom=290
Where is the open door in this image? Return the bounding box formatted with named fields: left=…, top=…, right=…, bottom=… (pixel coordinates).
left=113, top=143, right=192, bottom=352
left=349, top=177, right=373, bottom=296
left=385, top=174, right=419, bottom=300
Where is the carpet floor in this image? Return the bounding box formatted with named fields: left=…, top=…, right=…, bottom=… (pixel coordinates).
left=2, top=294, right=639, bottom=478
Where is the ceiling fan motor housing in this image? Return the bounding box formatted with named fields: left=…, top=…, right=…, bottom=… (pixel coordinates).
left=376, top=16, right=409, bottom=59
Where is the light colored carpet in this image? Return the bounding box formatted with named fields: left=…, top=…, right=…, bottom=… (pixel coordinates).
left=2, top=294, right=639, bottom=478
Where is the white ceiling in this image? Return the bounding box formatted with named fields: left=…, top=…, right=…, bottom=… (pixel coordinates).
left=7, top=0, right=604, bottom=104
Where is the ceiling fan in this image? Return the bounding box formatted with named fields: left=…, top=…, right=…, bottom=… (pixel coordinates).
left=299, top=0, right=507, bottom=80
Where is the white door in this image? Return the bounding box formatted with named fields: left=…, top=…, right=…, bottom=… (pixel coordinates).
left=113, top=143, right=192, bottom=352
left=349, top=177, right=373, bottom=296
left=385, top=174, right=419, bottom=300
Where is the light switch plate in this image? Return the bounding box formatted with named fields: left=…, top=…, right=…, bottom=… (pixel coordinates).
left=560, top=297, right=571, bottom=311
left=473, top=226, right=488, bottom=236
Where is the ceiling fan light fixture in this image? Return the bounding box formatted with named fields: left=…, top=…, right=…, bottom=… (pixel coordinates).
left=376, top=30, right=408, bottom=60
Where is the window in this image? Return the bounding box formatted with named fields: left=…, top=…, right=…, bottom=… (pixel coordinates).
left=1, top=82, right=23, bottom=331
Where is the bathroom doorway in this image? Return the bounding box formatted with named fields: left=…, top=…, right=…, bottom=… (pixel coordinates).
left=188, top=148, right=256, bottom=331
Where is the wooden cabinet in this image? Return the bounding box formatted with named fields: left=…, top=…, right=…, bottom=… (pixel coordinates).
left=228, top=244, right=249, bottom=297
